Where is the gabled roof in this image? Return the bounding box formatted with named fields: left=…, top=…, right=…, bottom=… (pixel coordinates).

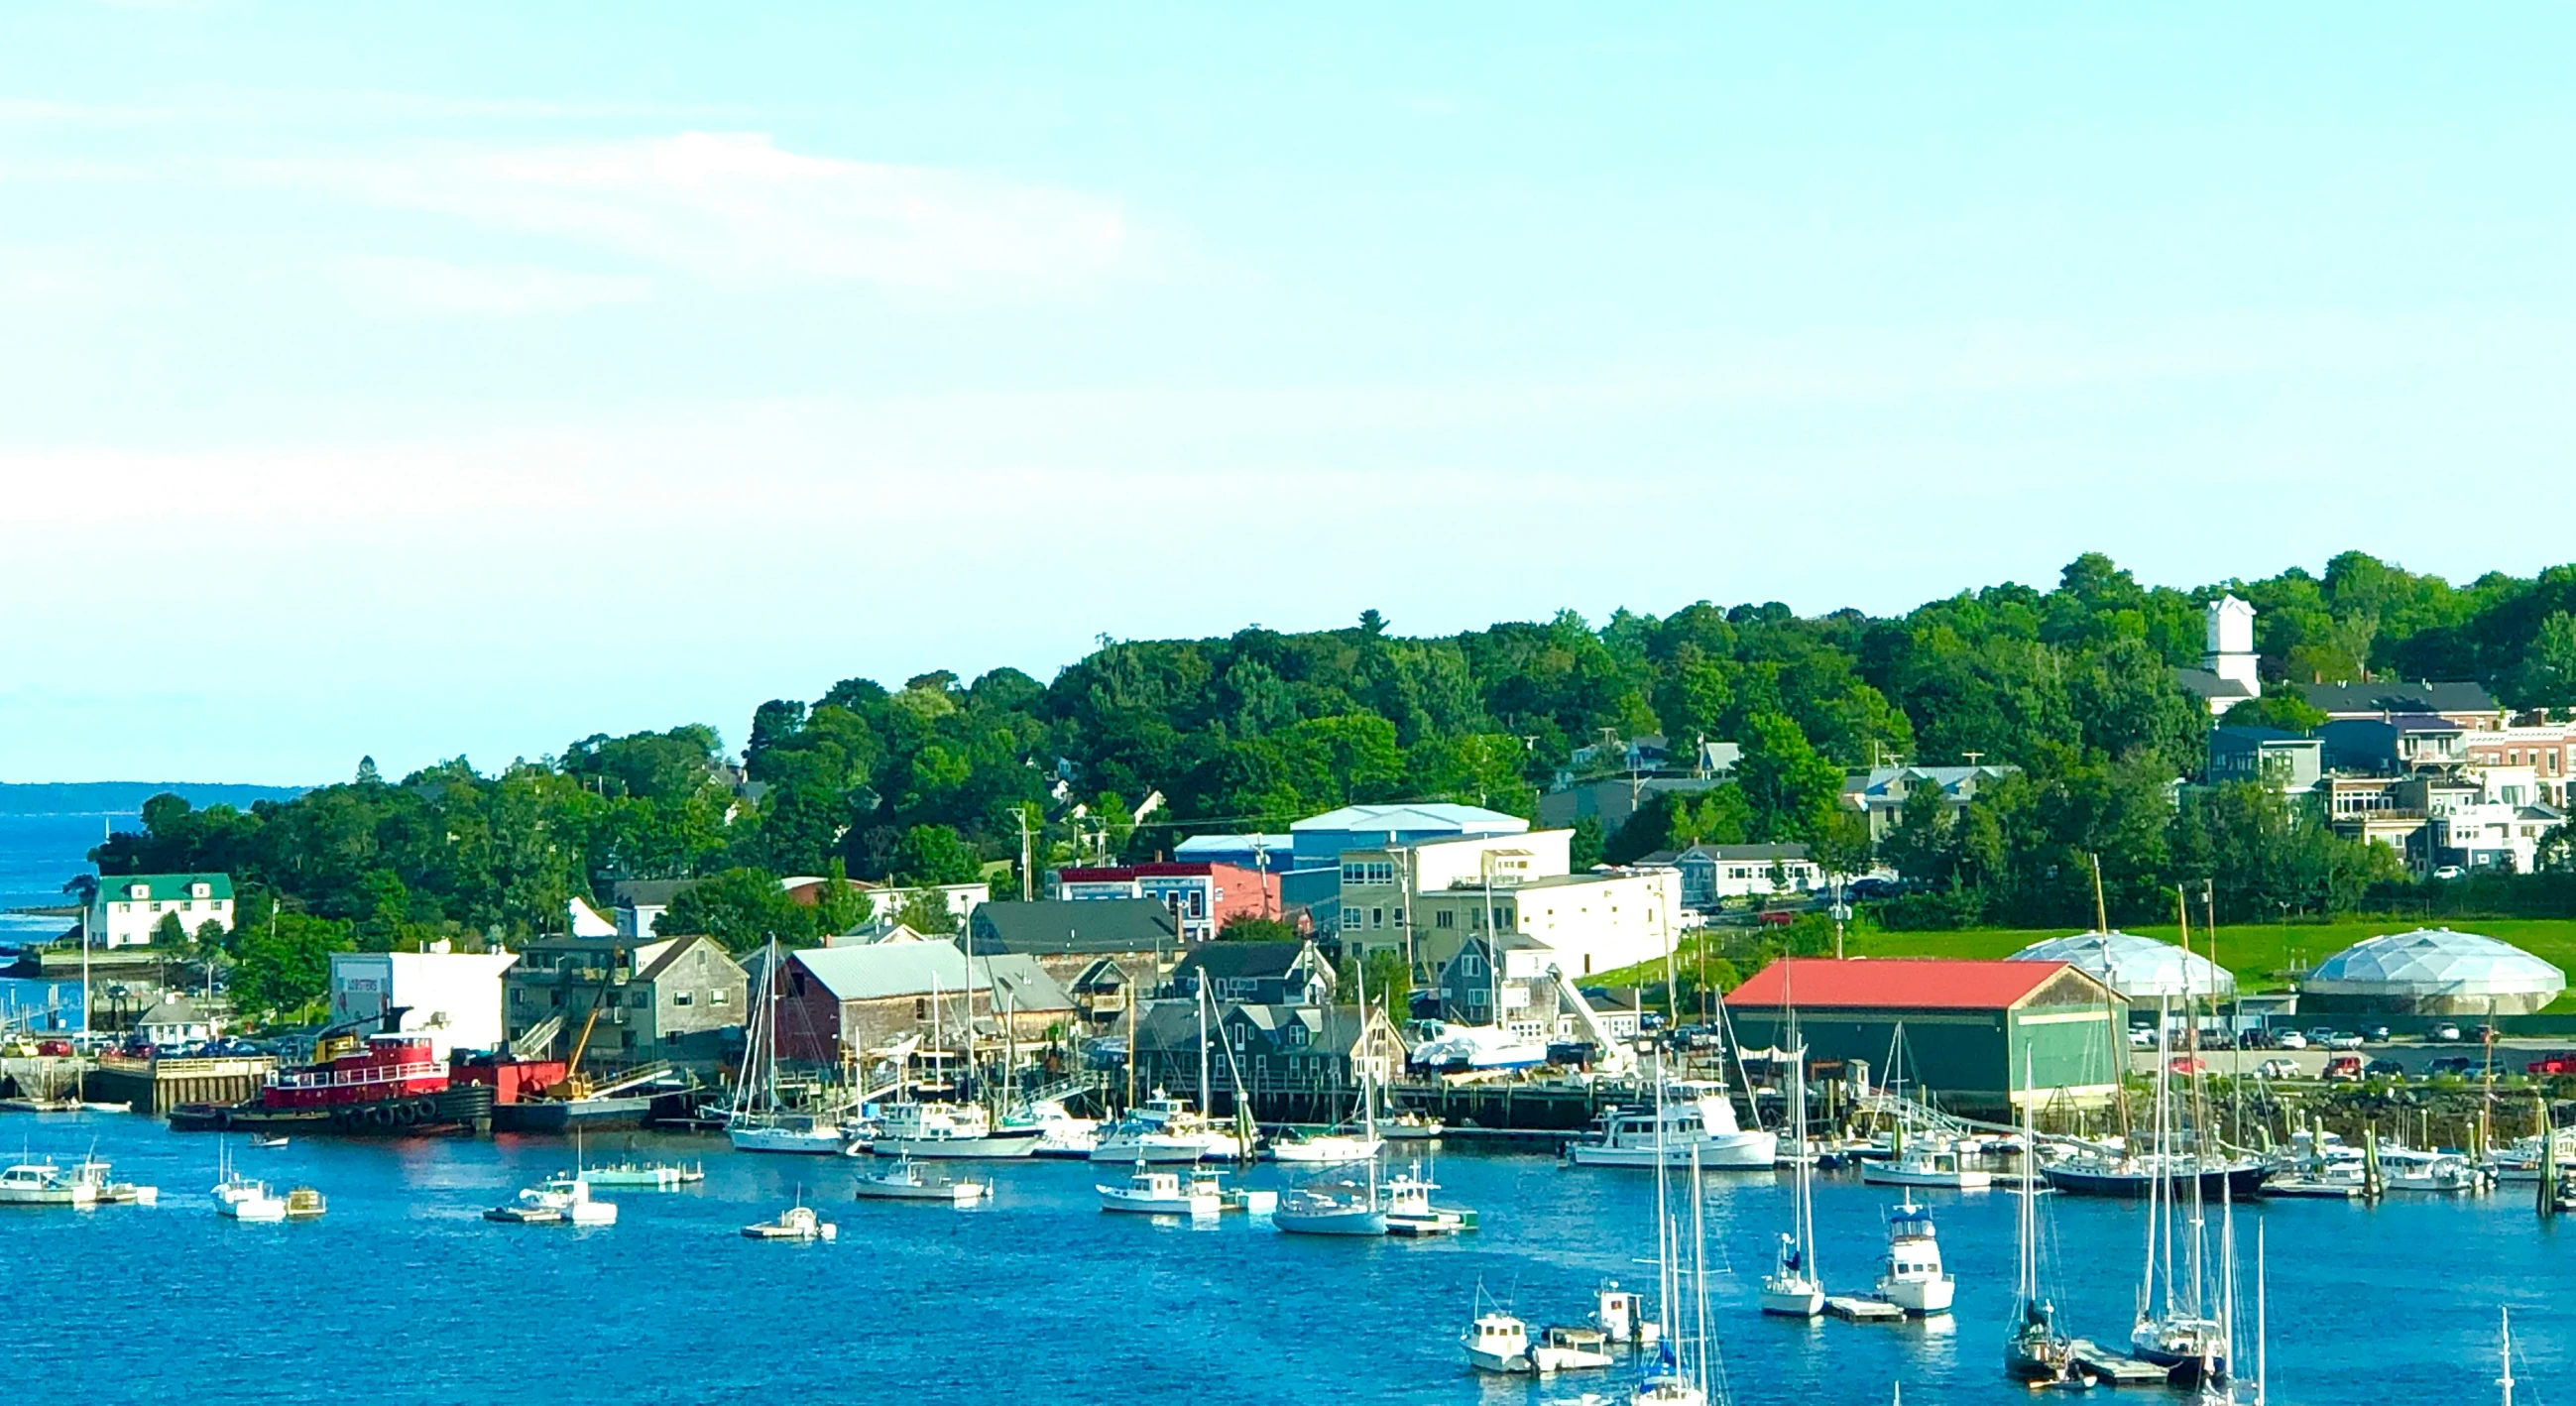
left=136, top=996, right=205, bottom=1024
left=608, top=879, right=696, bottom=907
left=1725, top=958, right=2090, bottom=1012
left=2295, top=680, right=2499, bottom=715
left=970, top=899, right=1180, bottom=955
left=636, top=933, right=740, bottom=984
left=1676, top=843, right=1812, bottom=863
left=96, top=873, right=234, bottom=902
left=1173, top=941, right=1311, bottom=983
left=785, top=939, right=1070, bottom=1009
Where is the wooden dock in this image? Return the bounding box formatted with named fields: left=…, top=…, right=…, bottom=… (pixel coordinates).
left=87, top=1054, right=275, bottom=1115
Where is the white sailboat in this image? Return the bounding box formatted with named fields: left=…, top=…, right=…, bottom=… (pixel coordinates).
left=2004, top=1051, right=2077, bottom=1385
left=1759, top=1045, right=1824, bottom=1318
left=728, top=938, right=849, bottom=1155
left=1631, top=1058, right=1717, bottom=1406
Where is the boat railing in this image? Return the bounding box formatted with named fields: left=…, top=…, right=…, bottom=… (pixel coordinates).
left=269, top=1060, right=444, bottom=1090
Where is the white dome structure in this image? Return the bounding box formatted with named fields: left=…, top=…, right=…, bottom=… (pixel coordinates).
left=2302, top=928, right=2566, bottom=1016
left=2008, top=930, right=2235, bottom=1003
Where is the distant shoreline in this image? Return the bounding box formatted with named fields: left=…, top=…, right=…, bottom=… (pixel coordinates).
left=0, top=781, right=310, bottom=817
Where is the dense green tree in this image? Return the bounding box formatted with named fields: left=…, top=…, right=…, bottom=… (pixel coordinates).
left=1218, top=915, right=1301, bottom=943
left=658, top=868, right=809, bottom=950
left=890, top=824, right=984, bottom=886
left=2221, top=694, right=2330, bottom=733
left=231, top=912, right=353, bottom=1016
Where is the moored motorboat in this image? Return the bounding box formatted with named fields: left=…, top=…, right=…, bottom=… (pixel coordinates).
left=1563, top=1079, right=1776, bottom=1170
left=170, top=1028, right=494, bottom=1136
left=1533, top=1324, right=1615, bottom=1373
left=284, top=1186, right=326, bottom=1219
left=1464, top=1309, right=1535, bottom=1374
left=1860, top=1136, right=1993, bottom=1190
left=486, top=1175, right=616, bottom=1225
left=1873, top=1196, right=1954, bottom=1315
left=1273, top=1182, right=1384, bottom=1235
left=870, top=1101, right=1043, bottom=1159
left=0, top=1160, right=96, bottom=1208
left=1097, top=1163, right=1220, bottom=1216
left=743, top=1202, right=837, bottom=1240
left=577, top=1160, right=704, bottom=1190
left=1382, top=1110, right=1443, bottom=1140
left=853, top=1157, right=993, bottom=1204
left=1268, top=1128, right=1383, bottom=1164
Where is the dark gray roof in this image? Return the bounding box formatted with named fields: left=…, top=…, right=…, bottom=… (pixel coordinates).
left=2294, top=680, right=2499, bottom=716
left=1677, top=843, right=1813, bottom=862
left=1172, top=941, right=1309, bottom=983
left=2213, top=725, right=2313, bottom=746
left=970, top=899, right=1179, bottom=956
left=610, top=879, right=698, bottom=907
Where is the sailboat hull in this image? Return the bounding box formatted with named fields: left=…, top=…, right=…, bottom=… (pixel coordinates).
left=1273, top=1205, right=1387, bottom=1235
left=2042, top=1163, right=2269, bottom=1200
left=872, top=1128, right=1042, bottom=1159
left=728, top=1124, right=849, bottom=1154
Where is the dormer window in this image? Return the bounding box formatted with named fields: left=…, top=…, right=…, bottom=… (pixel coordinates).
left=128, top=883, right=149, bottom=901
left=190, top=882, right=211, bottom=898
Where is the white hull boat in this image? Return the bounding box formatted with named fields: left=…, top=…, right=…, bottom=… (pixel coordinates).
left=1273, top=1187, right=1385, bottom=1235
left=743, top=1203, right=837, bottom=1240
left=578, top=1161, right=704, bottom=1190
left=487, top=1176, right=617, bottom=1225
left=1270, top=1132, right=1384, bottom=1164
left=728, top=1118, right=851, bottom=1155
left=1564, top=1080, right=1777, bottom=1169
left=1873, top=1197, right=1954, bottom=1315
left=854, top=1158, right=993, bottom=1204
left=1860, top=1140, right=1992, bottom=1190
left=870, top=1101, right=1043, bottom=1160
left=1097, top=1166, right=1221, bottom=1216
left=218, top=1187, right=288, bottom=1222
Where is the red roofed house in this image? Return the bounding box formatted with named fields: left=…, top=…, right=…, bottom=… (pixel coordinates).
left=1724, top=958, right=2128, bottom=1117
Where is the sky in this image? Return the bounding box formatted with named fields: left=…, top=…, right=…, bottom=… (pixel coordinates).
left=3, top=4, right=2571, bottom=784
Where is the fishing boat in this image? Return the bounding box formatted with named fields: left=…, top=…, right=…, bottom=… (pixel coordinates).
left=1532, top=1325, right=1615, bottom=1373
left=2377, top=1144, right=2490, bottom=1194
left=1860, top=1135, right=1993, bottom=1190
left=283, top=1186, right=326, bottom=1219
left=853, top=1156, right=993, bottom=1204
left=577, top=1159, right=704, bottom=1190
left=69, top=1157, right=156, bottom=1205
left=870, top=1100, right=1042, bottom=1159
left=743, top=1200, right=837, bottom=1240
left=486, top=1175, right=617, bottom=1225
left=0, top=1160, right=96, bottom=1208
left=1089, top=1094, right=1245, bottom=1164
left=1563, top=1078, right=1777, bottom=1169
left=1383, top=1168, right=1472, bottom=1235
left=1873, top=1196, right=1954, bottom=1315
left=1464, top=1304, right=1537, bottom=1374
left=1096, top=1163, right=1220, bottom=1216
left=1760, top=1046, right=1825, bottom=1318
left=217, top=1169, right=288, bottom=1215
left=1273, top=1180, right=1385, bottom=1235
left=2004, top=1055, right=2079, bottom=1386
left=212, top=1140, right=266, bottom=1209
left=1593, top=1282, right=1659, bottom=1348
left=728, top=938, right=855, bottom=1155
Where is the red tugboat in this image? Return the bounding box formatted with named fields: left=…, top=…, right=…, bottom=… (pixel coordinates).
left=170, top=1026, right=493, bottom=1135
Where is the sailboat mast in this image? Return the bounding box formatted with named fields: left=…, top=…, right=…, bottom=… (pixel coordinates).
left=2501, top=1307, right=2516, bottom=1406
left=1197, top=980, right=1211, bottom=1115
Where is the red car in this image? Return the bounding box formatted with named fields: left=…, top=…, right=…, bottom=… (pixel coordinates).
left=2322, top=1055, right=2365, bottom=1082
left=2167, top=1056, right=2207, bottom=1076
left=35, top=1039, right=72, bottom=1057
left=2527, top=1052, right=2576, bottom=1077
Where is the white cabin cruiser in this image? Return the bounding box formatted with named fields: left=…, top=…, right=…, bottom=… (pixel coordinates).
left=1564, top=1080, right=1776, bottom=1169
left=871, top=1101, right=1042, bottom=1159
left=1861, top=1136, right=1993, bottom=1190
left=1873, top=1196, right=1954, bottom=1314
left=1097, top=1164, right=1221, bottom=1217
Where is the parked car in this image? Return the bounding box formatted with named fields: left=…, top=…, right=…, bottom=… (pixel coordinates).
left=2526, top=1051, right=2576, bottom=1077
left=2322, top=1031, right=2366, bottom=1051
left=35, top=1038, right=72, bottom=1057
left=2427, top=1056, right=2479, bottom=1077
left=2236, top=1028, right=2277, bottom=1050
left=2432, top=864, right=2467, bottom=880
left=1844, top=878, right=1903, bottom=901
left=2364, top=1058, right=2406, bottom=1078
left=2127, top=1026, right=2160, bottom=1048
left=2429, top=1023, right=2464, bottom=1042
left=2363, top=1025, right=2392, bottom=1043
left=2255, top=1058, right=2301, bottom=1080
left=2274, top=1031, right=2308, bottom=1051
left=2322, top=1055, right=2365, bottom=1082
left=2168, top=1056, right=2208, bottom=1076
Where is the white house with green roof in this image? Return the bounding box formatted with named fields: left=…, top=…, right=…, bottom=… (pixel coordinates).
left=89, top=873, right=235, bottom=949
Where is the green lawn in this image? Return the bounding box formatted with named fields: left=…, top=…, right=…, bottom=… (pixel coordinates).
left=1597, top=917, right=2576, bottom=1013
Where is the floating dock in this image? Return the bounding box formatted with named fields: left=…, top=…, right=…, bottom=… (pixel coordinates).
left=2066, top=1340, right=2176, bottom=1386
left=1824, top=1297, right=1906, bottom=1322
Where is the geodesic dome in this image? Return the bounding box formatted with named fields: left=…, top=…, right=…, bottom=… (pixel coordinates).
left=2302, top=928, right=2566, bottom=1016
left=2009, top=930, right=2235, bottom=1003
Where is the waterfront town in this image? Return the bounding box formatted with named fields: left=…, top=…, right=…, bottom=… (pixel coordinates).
left=4, top=598, right=2569, bottom=1399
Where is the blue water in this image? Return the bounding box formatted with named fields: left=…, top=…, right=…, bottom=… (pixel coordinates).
left=1, top=1113, right=2561, bottom=1406
left=0, top=811, right=112, bottom=1027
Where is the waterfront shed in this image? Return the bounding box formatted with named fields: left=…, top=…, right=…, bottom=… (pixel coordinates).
left=1724, top=958, right=2127, bottom=1116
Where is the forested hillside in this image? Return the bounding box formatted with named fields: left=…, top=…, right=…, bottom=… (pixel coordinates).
left=92, top=552, right=2576, bottom=991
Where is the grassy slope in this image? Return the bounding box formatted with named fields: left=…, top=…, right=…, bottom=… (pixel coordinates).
left=1595, top=918, right=2576, bottom=1012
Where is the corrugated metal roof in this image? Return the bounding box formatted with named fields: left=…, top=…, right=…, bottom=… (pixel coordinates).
left=1725, top=958, right=2072, bottom=1011
left=1291, top=803, right=1528, bottom=834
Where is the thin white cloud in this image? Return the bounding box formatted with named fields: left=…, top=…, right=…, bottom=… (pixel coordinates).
left=236, top=132, right=1132, bottom=295
left=332, top=254, right=650, bottom=317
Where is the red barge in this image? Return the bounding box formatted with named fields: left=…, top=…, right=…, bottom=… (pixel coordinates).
left=170, top=1029, right=494, bottom=1135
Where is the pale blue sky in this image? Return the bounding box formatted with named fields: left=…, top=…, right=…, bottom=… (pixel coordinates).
left=4, top=4, right=2570, bottom=782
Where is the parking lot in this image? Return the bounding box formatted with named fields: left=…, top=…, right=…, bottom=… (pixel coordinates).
left=2126, top=1033, right=2575, bottom=1081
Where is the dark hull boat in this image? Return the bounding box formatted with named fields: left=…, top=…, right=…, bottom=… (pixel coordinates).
left=2043, top=1159, right=2268, bottom=1201
left=170, top=1028, right=494, bottom=1136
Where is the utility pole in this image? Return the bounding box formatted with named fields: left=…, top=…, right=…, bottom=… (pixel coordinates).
left=1014, top=806, right=1035, bottom=902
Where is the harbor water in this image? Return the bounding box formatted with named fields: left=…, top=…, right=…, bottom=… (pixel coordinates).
left=0, top=812, right=113, bottom=1025
left=3, top=1112, right=2563, bottom=1406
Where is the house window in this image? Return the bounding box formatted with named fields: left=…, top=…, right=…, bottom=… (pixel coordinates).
left=1229, top=1025, right=1246, bottom=1050
left=1342, top=905, right=1360, bottom=928
left=674, top=992, right=693, bottom=1006
left=711, top=989, right=729, bottom=1005
left=1436, top=910, right=1455, bottom=929
left=915, top=997, right=928, bottom=1018
left=1370, top=907, right=1383, bottom=929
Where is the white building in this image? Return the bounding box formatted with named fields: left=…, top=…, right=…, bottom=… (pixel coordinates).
left=2173, top=595, right=2263, bottom=717
left=88, top=873, right=235, bottom=950
left=328, top=948, right=520, bottom=1060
